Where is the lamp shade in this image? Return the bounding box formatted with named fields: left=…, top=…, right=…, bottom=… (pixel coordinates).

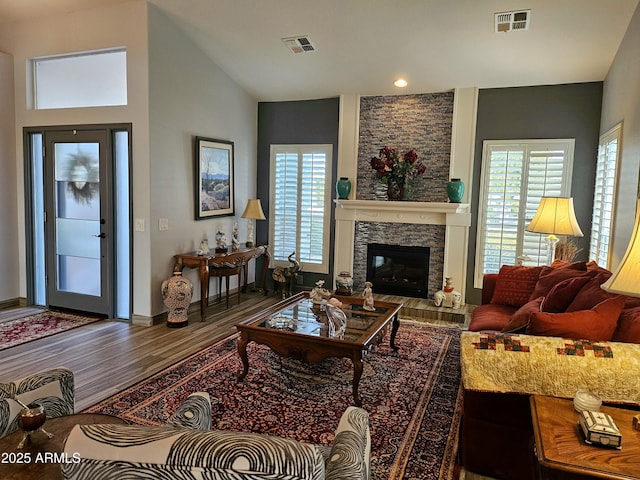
left=241, top=199, right=266, bottom=220
left=601, top=198, right=640, bottom=297
left=525, top=197, right=584, bottom=237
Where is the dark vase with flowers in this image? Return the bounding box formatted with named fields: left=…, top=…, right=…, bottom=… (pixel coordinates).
left=370, top=146, right=425, bottom=201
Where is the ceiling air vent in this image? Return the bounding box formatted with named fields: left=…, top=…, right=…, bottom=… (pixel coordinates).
left=495, top=10, right=531, bottom=33
left=282, top=36, right=316, bottom=54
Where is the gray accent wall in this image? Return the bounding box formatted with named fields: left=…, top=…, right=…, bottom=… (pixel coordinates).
left=467, top=82, right=603, bottom=305
left=257, top=98, right=340, bottom=289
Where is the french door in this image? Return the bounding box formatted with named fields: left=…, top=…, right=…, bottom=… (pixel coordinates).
left=26, top=125, right=131, bottom=319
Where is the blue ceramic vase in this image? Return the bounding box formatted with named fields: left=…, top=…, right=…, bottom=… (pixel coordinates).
left=447, top=178, right=464, bottom=203
left=336, top=177, right=352, bottom=199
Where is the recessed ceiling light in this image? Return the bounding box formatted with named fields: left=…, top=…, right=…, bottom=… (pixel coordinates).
left=394, top=79, right=408, bottom=88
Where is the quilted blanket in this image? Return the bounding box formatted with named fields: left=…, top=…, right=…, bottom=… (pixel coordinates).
left=460, top=331, right=640, bottom=404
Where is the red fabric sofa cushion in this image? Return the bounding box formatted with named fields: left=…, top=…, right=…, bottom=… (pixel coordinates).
left=501, top=297, right=543, bottom=333
left=526, top=295, right=625, bottom=341
left=528, top=263, right=589, bottom=300
left=469, top=303, right=516, bottom=332
left=565, top=271, right=613, bottom=312
left=539, top=275, right=592, bottom=313
left=612, top=305, right=640, bottom=343
left=490, top=265, right=543, bottom=308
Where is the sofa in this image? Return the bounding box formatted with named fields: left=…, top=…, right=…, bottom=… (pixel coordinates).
left=459, top=261, right=640, bottom=480
left=62, top=405, right=370, bottom=480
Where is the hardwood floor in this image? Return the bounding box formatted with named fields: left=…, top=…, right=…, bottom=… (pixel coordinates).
left=0, top=291, right=282, bottom=411
left=1, top=290, right=468, bottom=412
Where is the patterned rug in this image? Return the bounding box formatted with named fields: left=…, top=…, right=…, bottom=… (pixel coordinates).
left=86, top=321, right=462, bottom=480
left=0, top=311, right=102, bottom=351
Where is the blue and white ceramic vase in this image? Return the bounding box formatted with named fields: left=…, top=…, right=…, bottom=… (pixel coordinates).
left=336, top=177, right=352, bottom=199
left=447, top=178, right=464, bottom=203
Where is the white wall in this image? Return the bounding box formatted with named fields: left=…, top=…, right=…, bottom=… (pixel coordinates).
left=601, top=2, right=640, bottom=268
left=0, top=52, right=18, bottom=304
left=2, top=0, right=150, bottom=314
left=147, top=5, right=258, bottom=316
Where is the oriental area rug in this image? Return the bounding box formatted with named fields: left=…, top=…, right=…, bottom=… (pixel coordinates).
left=0, top=310, right=102, bottom=351
left=86, top=321, right=462, bottom=480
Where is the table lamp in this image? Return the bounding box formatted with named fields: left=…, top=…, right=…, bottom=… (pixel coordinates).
left=601, top=198, right=640, bottom=297
left=525, top=196, right=583, bottom=265
left=241, top=198, right=266, bottom=247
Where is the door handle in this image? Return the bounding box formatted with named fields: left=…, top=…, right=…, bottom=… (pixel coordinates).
left=93, top=233, right=106, bottom=239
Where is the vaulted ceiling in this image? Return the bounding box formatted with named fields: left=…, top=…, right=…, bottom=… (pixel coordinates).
left=1, top=0, right=638, bottom=101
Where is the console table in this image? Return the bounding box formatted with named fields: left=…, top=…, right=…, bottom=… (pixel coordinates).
left=174, top=245, right=270, bottom=322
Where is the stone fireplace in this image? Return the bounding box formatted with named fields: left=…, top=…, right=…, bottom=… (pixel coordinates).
left=333, top=89, right=477, bottom=303
left=333, top=199, right=470, bottom=301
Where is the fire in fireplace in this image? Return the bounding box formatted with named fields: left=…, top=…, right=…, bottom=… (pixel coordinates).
left=366, top=243, right=430, bottom=298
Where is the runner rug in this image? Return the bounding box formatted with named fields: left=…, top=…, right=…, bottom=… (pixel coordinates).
left=86, top=321, right=462, bottom=480
left=0, top=311, right=102, bottom=351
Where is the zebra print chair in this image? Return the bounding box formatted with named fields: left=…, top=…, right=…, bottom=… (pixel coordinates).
left=0, top=367, right=75, bottom=438
left=62, top=406, right=370, bottom=480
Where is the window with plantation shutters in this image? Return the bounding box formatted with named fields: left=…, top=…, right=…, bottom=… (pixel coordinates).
left=269, top=145, right=332, bottom=274
left=589, top=123, right=622, bottom=268
left=474, top=139, right=575, bottom=287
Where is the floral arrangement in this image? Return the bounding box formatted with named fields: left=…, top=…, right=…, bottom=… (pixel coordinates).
left=370, top=147, right=426, bottom=199
left=370, top=147, right=425, bottom=183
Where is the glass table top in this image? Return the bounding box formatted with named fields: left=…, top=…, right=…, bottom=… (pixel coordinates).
left=255, top=297, right=391, bottom=341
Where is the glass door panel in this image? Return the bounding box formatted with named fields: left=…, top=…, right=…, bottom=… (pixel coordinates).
left=54, top=142, right=101, bottom=296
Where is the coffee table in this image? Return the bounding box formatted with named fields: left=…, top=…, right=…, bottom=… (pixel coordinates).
left=0, top=413, right=126, bottom=480
left=235, top=291, right=402, bottom=406
left=530, top=395, right=640, bottom=479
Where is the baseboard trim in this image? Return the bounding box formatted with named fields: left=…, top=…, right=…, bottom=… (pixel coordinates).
left=0, top=297, right=26, bottom=309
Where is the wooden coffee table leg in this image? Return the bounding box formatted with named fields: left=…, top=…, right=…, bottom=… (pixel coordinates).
left=352, top=353, right=364, bottom=406
left=390, top=315, right=400, bottom=351
left=237, top=333, right=250, bottom=380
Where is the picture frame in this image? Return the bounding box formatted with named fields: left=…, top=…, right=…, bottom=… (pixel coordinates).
left=195, top=136, right=234, bottom=220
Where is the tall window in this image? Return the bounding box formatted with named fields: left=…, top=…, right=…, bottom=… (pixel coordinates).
left=475, top=139, right=575, bottom=287
left=589, top=123, right=622, bottom=267
left=269, top=145, right=332, bottom=274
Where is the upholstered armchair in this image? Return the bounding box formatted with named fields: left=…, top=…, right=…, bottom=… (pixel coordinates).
left=62, top=406, right=371, bottom=480
left=0, top=367, right=75, bottom=438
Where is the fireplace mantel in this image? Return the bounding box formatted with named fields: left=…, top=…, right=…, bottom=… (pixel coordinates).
left=333, top=199, right=472, bottom=302
left=334, top=199, right=471, bottom=226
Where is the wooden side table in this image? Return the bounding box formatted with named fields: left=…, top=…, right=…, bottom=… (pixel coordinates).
left=530, top=395, right=640, bottom=479
left=0, top=413, right=126, bottom=480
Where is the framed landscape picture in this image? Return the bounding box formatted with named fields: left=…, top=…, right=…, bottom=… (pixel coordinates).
left=195, top=137, right=234, bottom=220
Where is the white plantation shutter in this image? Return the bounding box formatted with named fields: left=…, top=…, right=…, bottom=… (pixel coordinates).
left=475, top=140, right=574, bottom=287
left=270, top=145, right=332, bottom=273
left=589, top=123, right=621, bottom=267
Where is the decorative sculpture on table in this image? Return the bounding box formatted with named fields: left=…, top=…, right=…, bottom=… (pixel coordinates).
left=215, top=231, right=227, bottom=253
left=434, top=276, right=461, bottom=309
left=231, top=223, right=240, bottom=251
left=272, top=252, right=302, bottom=298
left=196, top=238, right=209, bottom=256
left=363, top=281, right=375, bottom=311
left=310, top=280, right=332, bottom=304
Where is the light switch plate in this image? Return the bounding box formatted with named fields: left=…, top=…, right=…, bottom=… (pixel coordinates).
left=159, top=218, right=169, bottom=231
left=135, top=218, right=145, bottom=231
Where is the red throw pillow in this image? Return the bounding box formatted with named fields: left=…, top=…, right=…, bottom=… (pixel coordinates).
left=565, top=271, right=613, bottom=312
left=529, top=266, right=590, bottom=300
left=550, top=260, right=588, bottom=270
left=526, top=296, right=626, bottom=341
left=490, top=265, right=544, bottom=308
left=502, top=297, right=543, bottom=333
left=540, top=276, right=592, bottom=313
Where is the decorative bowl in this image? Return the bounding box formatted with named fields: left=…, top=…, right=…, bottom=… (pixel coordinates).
left=17, top=403, right=47, bottom=433
left=574, top=390, right=602, bottom=412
